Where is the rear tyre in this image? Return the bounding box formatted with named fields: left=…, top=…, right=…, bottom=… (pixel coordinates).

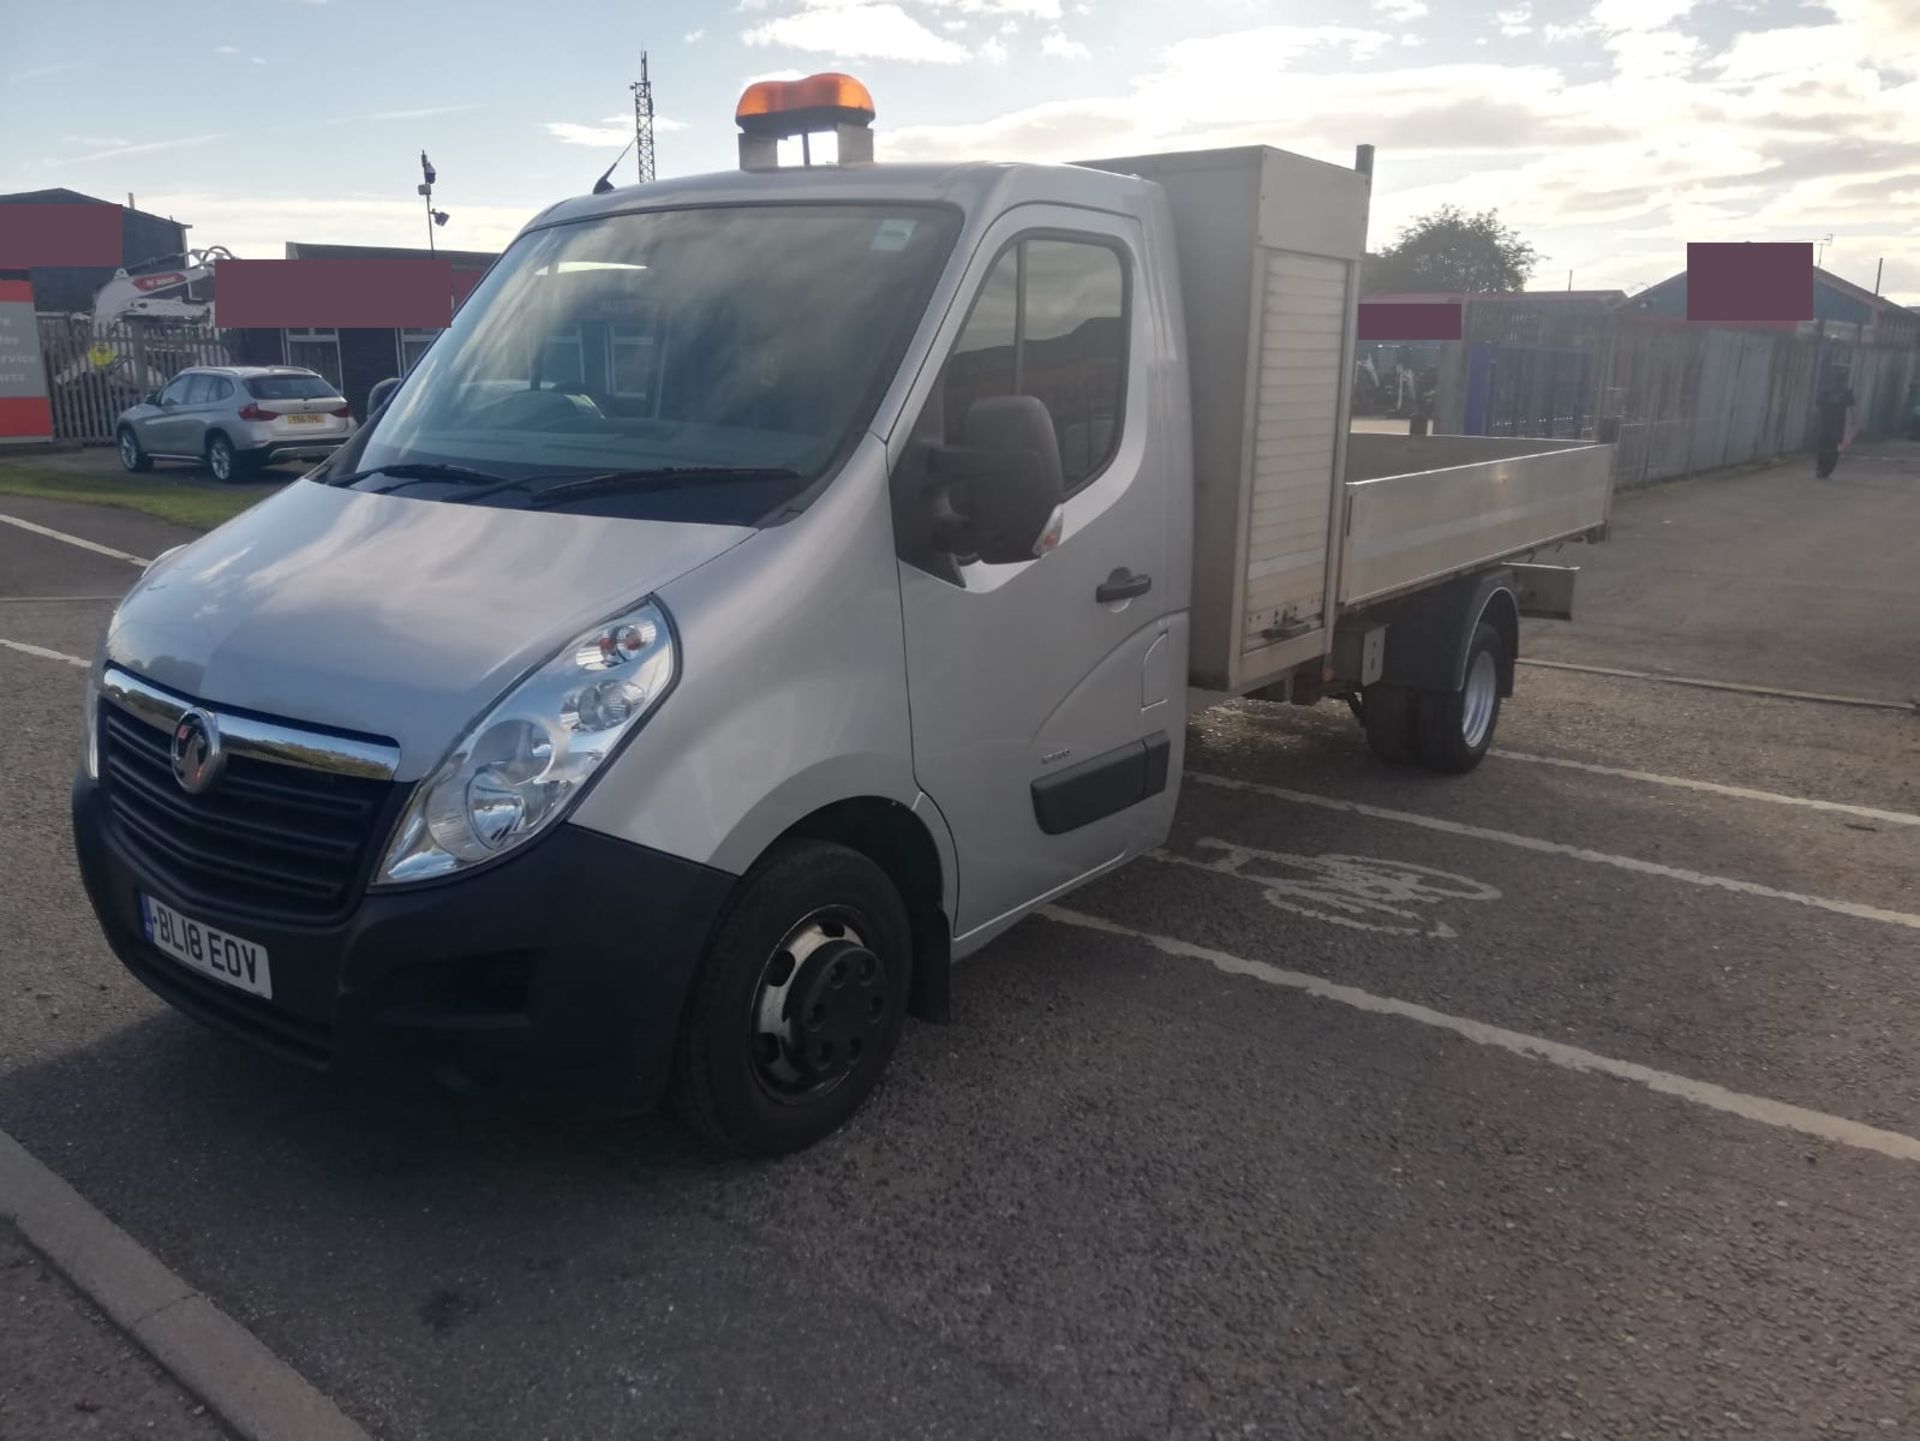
left=670, top=840, right=911, bottom=1156
left=204, top=432, right=252, bottom=482
left=117, top=427, right=152, bottom=473
left=1413, top=622, right=1504, bottom=774
left=1360, top=682, right=1418, bottom=764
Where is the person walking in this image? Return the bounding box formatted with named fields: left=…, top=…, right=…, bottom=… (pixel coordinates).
left=1813, top=366, right=1855, bottom=479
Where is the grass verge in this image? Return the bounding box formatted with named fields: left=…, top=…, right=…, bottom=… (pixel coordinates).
left=0, top=467, right=282, bottom=529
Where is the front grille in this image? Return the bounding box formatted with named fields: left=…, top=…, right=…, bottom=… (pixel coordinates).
left=100, top=699, right=401, bottom=924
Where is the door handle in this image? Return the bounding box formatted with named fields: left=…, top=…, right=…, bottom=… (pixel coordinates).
left=1096, top=568, right=1152, bottom=604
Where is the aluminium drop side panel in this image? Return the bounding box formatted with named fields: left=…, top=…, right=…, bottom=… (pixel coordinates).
left=1337, top=434, right=1614, bottom=608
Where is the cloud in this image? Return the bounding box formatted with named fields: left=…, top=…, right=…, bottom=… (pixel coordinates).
left=331, top=105, right=480, bottom=124
left=743, top=4, right=972, bottom=62
left=213, top=45, right=240, bottom=55
left=251, top=56, right=268, bottom=64
left=981, top=34, right=1009, bottom=61
left=1040, top=28, right=1089, bottom=58
left=684, top=27, right=707, bottom=41
left=542, top=120, right=633, bottom=147
left=10, top=60, right=83, bottom=81
left=1496, top=4, right=1532, bottom=37
left=1373, top=0, right=1427, bottom=20
left=999, top=18, right=1020, bottom=33
left=944, top=17, right=967, bottom=29
left=62, top=135, right=130, bottom=148
left=69, top=134, right=227, bottom=163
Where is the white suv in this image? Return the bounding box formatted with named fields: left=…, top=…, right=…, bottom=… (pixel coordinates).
left=117, top=366, right=357, bottom=480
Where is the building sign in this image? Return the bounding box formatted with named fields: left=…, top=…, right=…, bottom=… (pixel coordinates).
left=0, top=279, right=54, bottom=445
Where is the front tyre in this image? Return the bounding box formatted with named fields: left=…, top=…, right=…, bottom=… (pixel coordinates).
left=670, top=840, right=911, bottom=1156
left=1413, top=622, right=1504, bottom=774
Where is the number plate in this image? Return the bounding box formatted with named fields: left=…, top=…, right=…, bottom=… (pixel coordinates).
left=285, top=413, right=324, bottom=425
left=140, top=894, right=273, bottom=999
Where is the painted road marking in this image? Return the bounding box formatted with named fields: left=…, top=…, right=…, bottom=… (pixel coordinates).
left=0, top=511, right=150, bottom=567
left=1493, top=748, right=1920, bottom=828
left=1042, top=906, right=1920, bottom=1166
left=1189, top=771, right=1920, bottom=933
left=1516, top=657, right=1915, bottom=713
left=1155, top=840, right=1499, bottom=937
left=0, top=637, right=88, bottom=668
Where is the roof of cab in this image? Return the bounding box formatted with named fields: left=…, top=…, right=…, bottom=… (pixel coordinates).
left=524, top=160, right=1164, bottom=238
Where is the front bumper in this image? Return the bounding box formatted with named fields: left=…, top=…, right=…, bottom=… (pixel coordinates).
left=72, top=774, right=734, bottom=1111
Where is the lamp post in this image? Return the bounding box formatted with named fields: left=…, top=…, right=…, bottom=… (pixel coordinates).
left=418, top=150, right=449, bottom=253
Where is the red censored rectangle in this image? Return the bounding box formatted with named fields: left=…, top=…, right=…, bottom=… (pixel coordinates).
left=1686, top=243, right=1812, bottom=323
left=0, top=279, right=33, bottom=304
left=1357, top=301, right=1462, bottom=341
left=0, top=395, right=55, bottom=441
left=0, top=203, right=123, bottom=269
left=451, top=268, right=487, bottom=307
left=214, top=258, right=455, bottom=328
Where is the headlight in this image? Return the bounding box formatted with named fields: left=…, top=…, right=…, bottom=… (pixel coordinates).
left=375, top=600, right=676, bottom=885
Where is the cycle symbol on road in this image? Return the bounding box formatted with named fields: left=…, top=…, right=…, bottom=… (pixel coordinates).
left=1160, top=838, right=1501, bottom=937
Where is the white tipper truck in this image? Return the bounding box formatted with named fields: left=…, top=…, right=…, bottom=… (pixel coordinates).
left=73, top=75, right=1613, bottom=1152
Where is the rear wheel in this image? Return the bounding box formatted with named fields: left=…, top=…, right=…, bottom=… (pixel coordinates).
left=117, top=427, right=152, bottom=473
left=1413, top=622, right=1504, bottom=774
left=670, top=840, right=911, bottom=1155
left=204, top=432, right=250, bottom=482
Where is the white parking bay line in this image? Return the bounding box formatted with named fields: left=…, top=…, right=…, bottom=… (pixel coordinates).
left=1189, top=771, right=1920, bottom=933
left=1041, top=906, right=1920, bottom=1166
left=0, top=511, right=150, bottom=567
left=0, top=637, right=88, bottom=668
left=1492, top=748, right=1920, bottom=829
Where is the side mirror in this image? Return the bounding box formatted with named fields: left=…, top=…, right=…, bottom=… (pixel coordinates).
left=367, top=376, right=401, bottom=415
left=927, top=396, right=1065, bottom=565
left=144, top=392, right=160, bottom=406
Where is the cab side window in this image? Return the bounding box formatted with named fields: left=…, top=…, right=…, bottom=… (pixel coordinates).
left=941, top=236, right=1127, bottom=493
left=207, top=376, right=234, bottom=403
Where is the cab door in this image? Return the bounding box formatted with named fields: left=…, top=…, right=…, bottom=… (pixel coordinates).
left=895, top=210, right=1171, bottom=942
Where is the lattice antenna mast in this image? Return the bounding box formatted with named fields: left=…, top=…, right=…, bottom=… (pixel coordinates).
left=632, top=53, right=657, bottom=185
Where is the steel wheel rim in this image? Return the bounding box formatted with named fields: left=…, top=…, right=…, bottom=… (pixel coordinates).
left=748, top=907, right=885, bottom=1105
left=1461, top=648, right=1498, bottom=750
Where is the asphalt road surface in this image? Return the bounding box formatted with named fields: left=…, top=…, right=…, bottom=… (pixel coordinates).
left=2, top=448, right=1918, bottom=1440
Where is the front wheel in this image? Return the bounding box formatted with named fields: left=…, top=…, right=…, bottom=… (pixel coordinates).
left=670, top=840, right=911, bottom=1155
left=1413, top=622, right=1504, bottom=774
left=117, top=427, right=152, bottom=473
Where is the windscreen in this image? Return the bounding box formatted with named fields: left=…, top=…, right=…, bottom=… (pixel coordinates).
left=324, top=202, right=960, bottom=523
left=247, top=374, right=339, bottom=400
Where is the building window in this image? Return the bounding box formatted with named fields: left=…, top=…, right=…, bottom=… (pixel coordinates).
left=398, top=329, right=441, bottom=374
left=285, top=328, right=342, bottom=389
left=607, top=323, right=661, bottom=408
left=541, top=330, right=584, bottom=387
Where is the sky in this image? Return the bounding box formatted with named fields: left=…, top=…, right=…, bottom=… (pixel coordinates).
left=4, top=0, right=1917, bottom=302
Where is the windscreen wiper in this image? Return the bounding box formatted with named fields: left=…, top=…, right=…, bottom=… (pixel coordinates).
left=523, top=465, right=804, bottom=509
left=321, top=461, right=517, bottom=492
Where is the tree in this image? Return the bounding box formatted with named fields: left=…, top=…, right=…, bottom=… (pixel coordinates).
left=1366, top=205, right=1539, bottom=293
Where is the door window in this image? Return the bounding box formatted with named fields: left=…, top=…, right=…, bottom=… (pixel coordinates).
left=206, top=376, right=234, bottom=403
left=941, top=235, right=1127, bottom=493
left=159, top=374, right=194, bottom=405
left=183, top=374, right=216, bottom=405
